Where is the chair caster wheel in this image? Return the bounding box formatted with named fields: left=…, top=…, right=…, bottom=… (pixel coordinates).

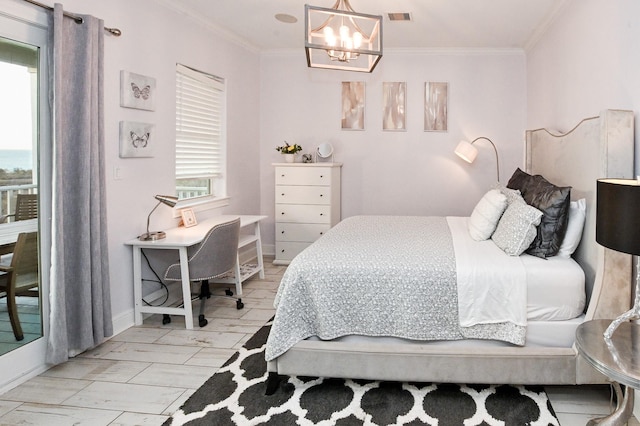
left=162, top=314, right=171, bottom=325
left=198, top=314, right=208, bottom=327
left=225, top=289, right=234, bottom=296
left=236, top=299, right=244, bottom=310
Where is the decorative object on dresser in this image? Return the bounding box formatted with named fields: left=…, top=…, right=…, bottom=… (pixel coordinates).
left=273, top=162, right=342, bottom=265
left=138, top=195, right=178, bottom=241
left=275, top=142, right=302, bottom=163
left=315, top=142, right=334, bottom=162
left=595, top=178, right=640, bottom=339
left=454, top=136, right=501, bottom=182
left=304, top=1, right=383, bottom=73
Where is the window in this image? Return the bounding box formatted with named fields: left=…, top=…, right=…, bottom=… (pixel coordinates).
left=175, top=63, right=226, bottom=203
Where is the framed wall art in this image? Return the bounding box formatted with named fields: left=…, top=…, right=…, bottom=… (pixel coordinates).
left=341, top=81, right=365, bottom=130
left=120, top=70, right=156, bottom=111
left=119, top=121, right=154, bottom=158
left=424, top=82, right=448, bottom=132
left=382, top=82, right=406, bottom=131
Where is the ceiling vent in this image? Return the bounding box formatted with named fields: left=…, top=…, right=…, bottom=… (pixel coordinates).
left=387, top=12, right=412, bottom=22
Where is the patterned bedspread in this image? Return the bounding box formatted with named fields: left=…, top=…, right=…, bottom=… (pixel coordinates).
left=265, top=215, right=526, bottom=361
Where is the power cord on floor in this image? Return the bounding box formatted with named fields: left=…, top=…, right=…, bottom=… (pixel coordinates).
left=140, top=249, right=169, bottom=306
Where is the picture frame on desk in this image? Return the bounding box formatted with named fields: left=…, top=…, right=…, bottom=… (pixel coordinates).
left=181, top=208, right=197, bottom=227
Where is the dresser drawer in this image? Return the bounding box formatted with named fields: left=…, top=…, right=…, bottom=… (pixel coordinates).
left=276, top=241, right=311, bottom=261
left=276, top=185, right=331, bottom=205
left=276, top=223, right=330, bottom=242
left=276, top=204, right=331, bottom=224
left=275, top=167, right=333, bottom=186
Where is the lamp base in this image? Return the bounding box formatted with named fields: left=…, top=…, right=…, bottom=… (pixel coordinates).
left=604, top=256, right=640, bottom=340
left=138, top=231, right=166, bottom=241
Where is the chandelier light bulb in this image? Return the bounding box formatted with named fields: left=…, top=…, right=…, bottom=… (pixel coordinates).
left=339, top=25, right=350, bottom=39
left=353, top=31, right=363, bottom=48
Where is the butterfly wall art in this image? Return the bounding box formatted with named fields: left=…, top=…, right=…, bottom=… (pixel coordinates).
left=120, top=70, right=156, bottom=110
left=119, top=121, right=155, bottom=158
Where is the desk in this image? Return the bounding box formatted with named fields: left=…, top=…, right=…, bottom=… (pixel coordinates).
left=0, top=219, right=38, bottom=256
left=125, top=215, right=266, bottom=329
left=575, top=320, right=640, bottom=425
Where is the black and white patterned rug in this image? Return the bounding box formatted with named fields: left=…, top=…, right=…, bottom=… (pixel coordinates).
left=167, top=320, right=560, bottom=425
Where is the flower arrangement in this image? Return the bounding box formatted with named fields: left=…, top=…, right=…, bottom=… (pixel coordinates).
left=275, top=141, right=302, bottom=154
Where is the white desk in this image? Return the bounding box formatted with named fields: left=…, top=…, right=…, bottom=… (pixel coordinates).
left=125, top=215, right=266, bottom=329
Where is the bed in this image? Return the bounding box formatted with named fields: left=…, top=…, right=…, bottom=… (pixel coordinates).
left=266, top=109, right=634, bottom=389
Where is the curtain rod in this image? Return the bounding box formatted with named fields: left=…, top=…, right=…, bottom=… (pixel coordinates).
left=22, top=0, right=122, bottom=36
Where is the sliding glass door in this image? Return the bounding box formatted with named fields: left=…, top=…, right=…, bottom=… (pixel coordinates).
left=0, top=10, right=51, bottom=386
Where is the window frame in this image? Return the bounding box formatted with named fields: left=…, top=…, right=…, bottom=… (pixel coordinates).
left=174, top=63, right=229, bottom=212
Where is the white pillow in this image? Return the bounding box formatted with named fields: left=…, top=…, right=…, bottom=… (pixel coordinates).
left=557, top=198, right=586, bottom=258
left=492, top=198, right=543, bottom=256
left=468, top=189, right=508, bottom=241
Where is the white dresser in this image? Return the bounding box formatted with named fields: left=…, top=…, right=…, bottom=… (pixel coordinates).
left=273, top=163, right=342, bottom=265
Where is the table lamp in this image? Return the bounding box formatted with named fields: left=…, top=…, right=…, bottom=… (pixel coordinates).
left=139, top=194, right=178, bottom=241
left=596, top=178, right=640, bottom=339
left=454, top=137, right=500, bottom=182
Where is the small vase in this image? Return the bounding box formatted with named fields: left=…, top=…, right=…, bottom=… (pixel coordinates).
left=284, top=154, right=295, bottom=163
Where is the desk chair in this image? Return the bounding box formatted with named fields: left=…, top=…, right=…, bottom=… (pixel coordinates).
left=0, top=194, right=38, bottom=223
left=164, top=218, right=242, bottom=327
left=0, top=232, right=39, bottom=341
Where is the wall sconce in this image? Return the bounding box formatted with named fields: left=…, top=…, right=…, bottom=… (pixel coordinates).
left=139, top=194, right=178, bottom=241
left=454, top=137, right=500, bottom=182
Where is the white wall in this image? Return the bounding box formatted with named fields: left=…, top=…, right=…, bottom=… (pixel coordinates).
left=527, top=0, right=640, bottom=172
left=259, top=50, right=527, bottom=250
left=8, top=0, right=262, bottom=332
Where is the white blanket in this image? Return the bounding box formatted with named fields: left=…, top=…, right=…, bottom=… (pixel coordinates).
left=448, top=217, right=527, bottom=328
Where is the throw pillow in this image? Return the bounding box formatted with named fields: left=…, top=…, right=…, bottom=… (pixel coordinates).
left=468, top=189, right=508, bottom=241
left=557, top=198, right=586, bottom=258
left=492, top=197, right=543, bottom=256
left=507, top=168, right=571, bottom=258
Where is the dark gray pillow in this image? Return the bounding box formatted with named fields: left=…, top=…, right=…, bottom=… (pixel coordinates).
left=507, top=168, right=571, bottom=258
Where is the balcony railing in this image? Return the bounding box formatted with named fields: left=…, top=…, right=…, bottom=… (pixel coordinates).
left=0, top=184, right=37, bottom=222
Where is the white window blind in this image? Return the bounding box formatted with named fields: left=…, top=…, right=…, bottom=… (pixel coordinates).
left=175, top=64, right=225, bottom=196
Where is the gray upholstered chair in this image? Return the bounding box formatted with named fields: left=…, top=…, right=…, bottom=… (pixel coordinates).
left=163, top=218, right=242, bottom=327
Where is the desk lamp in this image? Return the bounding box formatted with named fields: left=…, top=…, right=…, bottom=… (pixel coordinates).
left=139, top=195, right=178, bottom=241
left=596, top=178, right=640, bottom=339
left=454, top=137, right=500, bottom=182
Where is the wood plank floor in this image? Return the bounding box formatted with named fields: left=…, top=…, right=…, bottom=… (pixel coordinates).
left=0, top=257, right=635, bottom=425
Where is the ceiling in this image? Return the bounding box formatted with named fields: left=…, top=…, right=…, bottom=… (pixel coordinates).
left=161, top=0, right=568, bottom=51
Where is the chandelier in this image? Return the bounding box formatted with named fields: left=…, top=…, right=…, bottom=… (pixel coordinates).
left=305, top=0, right=383, bottom=73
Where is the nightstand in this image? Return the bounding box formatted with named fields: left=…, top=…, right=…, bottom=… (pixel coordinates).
left=575, top=319, right=640, bottom=425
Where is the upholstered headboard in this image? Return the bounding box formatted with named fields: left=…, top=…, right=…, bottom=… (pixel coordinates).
left=525, top=109, right=634, bottom=318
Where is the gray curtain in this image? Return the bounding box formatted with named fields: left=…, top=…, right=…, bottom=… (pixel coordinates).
left=47, top=4, right=112, bottom=365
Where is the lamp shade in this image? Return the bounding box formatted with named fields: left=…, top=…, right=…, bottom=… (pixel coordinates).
left=155, top=194, right=178, bottom=208
left=596, top=178, right=640, bottom=255
left=454, top=140, right=478, bottom=164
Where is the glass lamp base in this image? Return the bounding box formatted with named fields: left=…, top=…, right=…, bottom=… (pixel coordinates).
left=138, top=231, right=166, bottom=241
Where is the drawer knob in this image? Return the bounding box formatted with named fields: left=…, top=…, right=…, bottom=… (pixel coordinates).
left=320, top=175, right=324, bottom=178
left=320, top=232, right=324, bottom=235
left=281, top=249, right=285, bottom=253
left=320, top=194, right=323, bottom=197
left=320, top=213, right=324, bottom=216
left=281, top=212, right=285, bottom=215
left=281, top=193, right=285, bottom=196
left=281, top=230, right=285, bottom=234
